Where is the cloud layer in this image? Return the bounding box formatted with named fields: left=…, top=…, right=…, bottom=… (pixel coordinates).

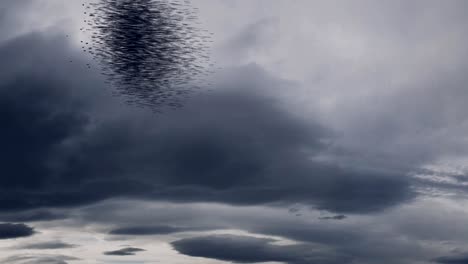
left=172, top=235, right=350, bottom=264
left=103, top=247, right=146, bottom=256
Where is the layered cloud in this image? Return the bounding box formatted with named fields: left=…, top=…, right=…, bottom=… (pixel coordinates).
left=1, top=254, right=79, bottom=264
left=434, top=253, right=468, bottom=264
left=172, top=235, right=350, bottom=264
left=16, top=241, right=77, bottom=250
left=103, top=247, right=146, bottom=256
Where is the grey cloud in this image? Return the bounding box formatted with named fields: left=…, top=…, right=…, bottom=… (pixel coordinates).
left=318, top=215, right=347, bottom=220
left=0, top=210, right=67, bottom=223
left=215, top=0, right=468, bottom=177
left=17, top=241, right=77, bottom=250
left=253, top=221, right=432, bottom=264
left=306, top=1, right=468, bottom=172
left=1, top=254, right=79, bottom=264
left=75, top=200, right=440, bottom=264
left=103, top=247, right=146, bottom=256
left=0, top=1, right=32, bottom=42
left=221, top=17, right=279, bottom=64
left=0, top=31, right=414, bottom=214
left=434, top=253, right=468, bottom=264
left=4, top=1, right=468, bottom=264
left=109, top=225, right=207, bottom=236
left=0, top=223, right=35, bottom=239
left=68, top=78, right=413, bottom=213
left=172, top=234, right=351, bottom=264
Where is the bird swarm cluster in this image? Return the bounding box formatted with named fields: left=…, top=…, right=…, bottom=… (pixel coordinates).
left=79, top=0, right=215, bottom=110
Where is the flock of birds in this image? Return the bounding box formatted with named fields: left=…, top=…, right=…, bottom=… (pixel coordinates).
left=73, top=0, right=215, bottom=110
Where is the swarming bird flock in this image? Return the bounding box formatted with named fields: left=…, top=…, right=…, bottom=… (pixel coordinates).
left=75, top=0, right=215, bottom=110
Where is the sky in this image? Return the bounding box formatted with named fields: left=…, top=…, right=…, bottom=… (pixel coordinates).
left=2, top=0, right=468, bottom=263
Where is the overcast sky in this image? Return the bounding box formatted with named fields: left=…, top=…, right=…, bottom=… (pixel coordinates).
left=2, top=0, right=468, bottom=263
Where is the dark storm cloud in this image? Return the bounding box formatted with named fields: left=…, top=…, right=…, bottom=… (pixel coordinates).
left=1, top=254, right=79, bottom=264
left=17, top=241, right=77, bottom=250
left=103, top=247, right=146, bottom=256
left=0, top=223, right=35, bottom=239
left=62, top=76, right=412, bottom=213
left=0, top=76, right=84, bottom=190
left=0, top=33, right=94, bottom=211
left=172, top=234, right=351, bottom=264
left=0, top=29, right=413, bottom=214
left=434, top=253, right=468, bottom=264
left=0, top=32, right=147, bottom=212
left=0, top=210, right=67, bottom=223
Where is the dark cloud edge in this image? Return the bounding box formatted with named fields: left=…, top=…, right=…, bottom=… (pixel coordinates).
left=0, top=28, right=416, bottom=216
left=0, top=223, right=35, bottom=239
